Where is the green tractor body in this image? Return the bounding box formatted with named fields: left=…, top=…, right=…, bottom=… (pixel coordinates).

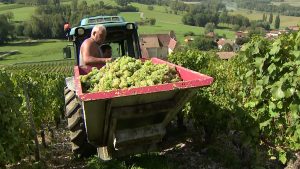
left=64, top=16, right=141, bottom=65
left=63, top=16, right=213, bottom=160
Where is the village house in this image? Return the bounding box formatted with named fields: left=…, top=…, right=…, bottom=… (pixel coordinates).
left=206, top=32, right=217, bottom=41
left=288, top=25, right=299, bottom=32
left=235, top=31, right=247, bottom=39
left=140, top=33, right=177, bottom=59
left=265, top=29, right=289, bottom=39
left=217, top=38, right=240, bottom=52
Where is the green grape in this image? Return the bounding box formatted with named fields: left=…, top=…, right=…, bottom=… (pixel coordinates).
left=80, top=56, right=182, bottom=92
left=112, top=78, right=121, bottom=89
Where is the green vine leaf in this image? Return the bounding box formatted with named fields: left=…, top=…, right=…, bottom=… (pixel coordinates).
left=260, top=119, right=271, bottom=129
left=279, top=151, right=287, bottom=164
left=267, top=63, right=276, bottom=74
left=270, top=40, right=281, bottom=55
left=271, top=86, right=285, bottom=100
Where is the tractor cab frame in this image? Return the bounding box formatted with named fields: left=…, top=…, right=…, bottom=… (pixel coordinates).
left=64, top=16, right=141, bottom=64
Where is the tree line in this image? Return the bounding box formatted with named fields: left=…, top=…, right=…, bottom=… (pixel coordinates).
left=0, top=0, right=59, bottom=5
left=182, top=1, right=226, bottom=27
left=181, top=2, right=253, bottom=29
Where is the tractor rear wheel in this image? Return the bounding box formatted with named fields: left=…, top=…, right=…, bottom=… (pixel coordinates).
left=64, top=87, right=97, bottom=157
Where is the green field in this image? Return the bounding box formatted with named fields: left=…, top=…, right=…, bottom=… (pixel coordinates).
left=272, top=0, right=300, bottom=7
left=0, top=0, right=236, bottom=64
left=121, top=3, right=235, bottom=41
left=0, top=40, right=70, bottom=65
left=230, top=9, right=300, bottom=28
left=0, top=3, right=35, bottom=21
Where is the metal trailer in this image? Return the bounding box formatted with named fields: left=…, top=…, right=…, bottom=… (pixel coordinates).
left=69, top=57, right=213, bottom=160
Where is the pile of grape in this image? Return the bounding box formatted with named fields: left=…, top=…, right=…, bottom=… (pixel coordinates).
left=80, top=56, right=181, bottom=92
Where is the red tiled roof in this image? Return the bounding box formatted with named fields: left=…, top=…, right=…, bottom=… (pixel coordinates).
left=288, top=26, right=299, bottom=31
left=217, top=39, right=233, bottom=46
left=217, top=39, right=226, bottom=46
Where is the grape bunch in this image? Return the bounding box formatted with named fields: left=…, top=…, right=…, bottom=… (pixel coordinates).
left=80, top=56, right=181, bottom=93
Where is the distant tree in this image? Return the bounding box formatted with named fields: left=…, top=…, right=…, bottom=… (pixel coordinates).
left=50, top=14, right=65, bottom=38
left=147, top=5, right=154, bottom=11
left=232, top=24, right=240, bottom=31
left=71, top=0, right=78, bottom=11
left=222, top=43, right=233, bottom=52
left=269, top=13, right=273, bottom=24
left=0, top=13, right=15, bottom=44
left=275, top=15, right=280, bottom=29
left=235, top=37, right=250, bottom=46
left=4, top=11, right=13, bottom=21
left=52, top=0, right=60, bottom=5
left=248, top=27, right=266, bottom=37
left=190, top=36, right=217, bottom=51
left=36, top=0, right=48, bottom=5
left=182, top=14, right=195, bottom=26
left=262, top=13, right=266, bottom=21
left=251, top=20, right=270, bottom=30
left=204, top=22, right=215, bottom=34
left=149, top=18, right=156, bottom=25
left=114, top=0, right=129, bottom=6
left=164, top=7, right=168, bottom=13
left=15, top=23, right=25, bottom=36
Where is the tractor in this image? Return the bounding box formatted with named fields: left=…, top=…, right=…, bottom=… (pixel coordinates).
left=63, top=16, right=213, bottom=160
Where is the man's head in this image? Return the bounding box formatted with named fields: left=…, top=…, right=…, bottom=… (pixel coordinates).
left=91, top=24, right=106, bottom=44
left=101, top=44, right=112, bottom=58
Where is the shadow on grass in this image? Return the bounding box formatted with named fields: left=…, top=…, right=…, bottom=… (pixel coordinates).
left=216, top=25, right=232, bottom=30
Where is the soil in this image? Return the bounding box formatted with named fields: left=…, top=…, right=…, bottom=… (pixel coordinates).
left=6, top=120, right=300, bottom=169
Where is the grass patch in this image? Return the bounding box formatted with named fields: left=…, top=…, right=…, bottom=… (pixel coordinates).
left=0, top=40, right=69, bottom=65
left=271, top=0, right=300, bottom=7
left=121, top=3, right=235, bottom=42
left=230, top=9, right=300, bottom=28
left=0, top=6, right=35, bottom=21
left=0, top=3, right=26, bottom=11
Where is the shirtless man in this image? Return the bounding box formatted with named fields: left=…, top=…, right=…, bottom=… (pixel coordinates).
left=80, top=25, right=110, bottom=66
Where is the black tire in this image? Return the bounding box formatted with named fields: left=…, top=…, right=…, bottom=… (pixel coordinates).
left=64, top=87, right=97, bottom=157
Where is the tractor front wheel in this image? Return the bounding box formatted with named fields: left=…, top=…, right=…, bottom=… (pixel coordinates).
left=64, top=87, right=96, bottom=157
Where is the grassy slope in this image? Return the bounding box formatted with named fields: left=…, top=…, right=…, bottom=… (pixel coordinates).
left=0, top=0, right=234, bottom=65
left=121, top=3, right=235, bottom=41
left=0, top=40, right=69, bottom=65
left=272, top=0, right=300, bottom=7
left=230, top=9, right=300, bottom=28
left=0, top=3, right=35, bottom=21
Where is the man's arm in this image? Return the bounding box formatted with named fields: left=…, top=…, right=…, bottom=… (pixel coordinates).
left=81, top=40, right=110, bottom=65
